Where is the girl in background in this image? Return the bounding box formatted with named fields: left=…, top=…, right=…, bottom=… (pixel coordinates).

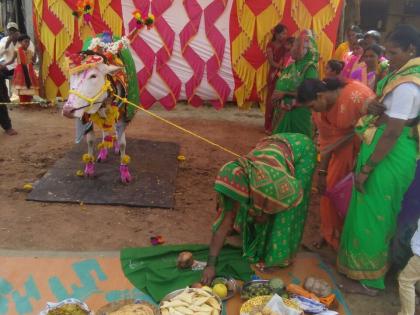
left=265, top=24, right=288, bottom=134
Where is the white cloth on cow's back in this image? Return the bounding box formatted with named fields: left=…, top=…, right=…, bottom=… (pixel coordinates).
left=0, top=37, right=35, bottom=70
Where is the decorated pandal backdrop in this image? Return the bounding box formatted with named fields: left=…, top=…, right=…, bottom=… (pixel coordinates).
left=33, top=0, right=343, bottom=109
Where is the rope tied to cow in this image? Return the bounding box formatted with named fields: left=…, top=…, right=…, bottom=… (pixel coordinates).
left=112, top=94, right=242, bottom=158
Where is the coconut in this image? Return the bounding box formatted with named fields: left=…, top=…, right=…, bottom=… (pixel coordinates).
left=177, top=251, right=194, bottom=269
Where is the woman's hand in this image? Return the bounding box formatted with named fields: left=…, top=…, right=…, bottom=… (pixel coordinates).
left=253, top=212, right=270, bottom=224
left=272, top=91, right=285, bottom=101
left=201, top=266, right=216, bottom=285
left=366, top=99, right=386, bottom=116
left=318, top=175, right=327, bottom=195
left=355, top=172, right=369, bottom=193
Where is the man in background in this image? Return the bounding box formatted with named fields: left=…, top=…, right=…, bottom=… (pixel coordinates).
left=0, top=22, right=33, bottom=135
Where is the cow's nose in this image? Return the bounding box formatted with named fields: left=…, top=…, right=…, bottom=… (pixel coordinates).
left=62, top=106, right=74, bottom=118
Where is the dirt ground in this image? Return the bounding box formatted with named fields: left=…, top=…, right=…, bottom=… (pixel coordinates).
left=0, top=103, right=416, bottom=315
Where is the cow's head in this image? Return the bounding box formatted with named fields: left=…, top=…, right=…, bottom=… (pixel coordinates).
left=63, top=53, right=120, bottom=118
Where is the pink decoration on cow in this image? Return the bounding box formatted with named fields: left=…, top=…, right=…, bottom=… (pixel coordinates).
left=120, top=164, right=132, bottom=183
left=84, top=161, right=95, bottom=177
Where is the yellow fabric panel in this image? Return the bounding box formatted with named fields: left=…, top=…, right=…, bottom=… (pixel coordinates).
left=256, top=2, right=285, bottom=50
left=256, top=62, right=269, bottom=108
left=59, top=80, right=69, bottom=98
left=234, top=58, right=256, bottom=107
left=40, top=25, right=55, bottom=62
left=49, top=0, right=74, bottom=59
left=333, top=41, right=349, bottom=61
left=33, top=0, right=43, bottom=28
left=41, top=51, right=50, bottom=82
left=238, top=4, right=255, bottom=41
left=98, top=0, right=123, bottom=37
left=44, top=77, right=59, bottom=101
left=291, top=0, right=311, bottom=31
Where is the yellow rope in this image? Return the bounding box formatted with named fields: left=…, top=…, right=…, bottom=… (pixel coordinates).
left=112, top=94, right=241, bottom=158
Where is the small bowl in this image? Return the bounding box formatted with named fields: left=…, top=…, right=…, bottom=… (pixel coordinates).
left=211, top=276, right=238, bottom=301
left=241, top=280, right=273, bottom=299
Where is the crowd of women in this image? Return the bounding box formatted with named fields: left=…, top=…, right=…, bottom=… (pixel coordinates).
left=201, top=24, right=420, bottom=315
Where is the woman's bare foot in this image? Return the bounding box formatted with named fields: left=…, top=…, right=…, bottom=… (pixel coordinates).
left=338, top=277, right=379, bottom=297
left=5, top=128, right=17, bottom=136
left=312, top=237, right=326, bottom=249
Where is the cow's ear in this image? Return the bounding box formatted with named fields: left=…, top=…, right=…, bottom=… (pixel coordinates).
left=104, top=64, right=122, bottom=74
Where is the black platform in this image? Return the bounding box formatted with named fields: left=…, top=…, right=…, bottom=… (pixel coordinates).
left=27, top=139, right=180, bottom=208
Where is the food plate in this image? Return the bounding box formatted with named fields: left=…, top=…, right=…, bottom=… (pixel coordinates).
left=159, top=287, right=223, bottom=314
left=211, top=276, right=238, bottom=301
left=240, top=295, right=302, bottom=315
left=95, top=299, right=158, bottom=315
left=241, top=280, right=273, bottom=299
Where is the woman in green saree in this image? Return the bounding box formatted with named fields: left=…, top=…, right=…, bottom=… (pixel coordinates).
left=271, top=30, right=319, bottom=137
left=337, top=25, right=420, bottom=295
left=201, top=133, right=316, bottom=284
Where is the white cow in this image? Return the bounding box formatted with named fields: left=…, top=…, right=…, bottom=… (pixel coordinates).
left=62, top=53, right=132, bottom=183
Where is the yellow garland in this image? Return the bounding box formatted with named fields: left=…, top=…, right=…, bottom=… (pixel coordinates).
left=82, top=153, right=94, bottom=163
left=89, top=105, right=119, bottom=131
left=121, top=154, right=131, bottom=165
left=97, top=139, right=114, bottom=150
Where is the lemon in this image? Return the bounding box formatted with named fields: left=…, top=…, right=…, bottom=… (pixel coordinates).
left=76, top=170, right=84, bottom=177
left=23, top=184, right=33, bottom=191
left=212, top=283, right=228, bottom=298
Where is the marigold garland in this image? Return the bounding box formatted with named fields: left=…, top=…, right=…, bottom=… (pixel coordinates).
left=132, top=10, right=155, bottom=30
left=121, top=154, right=131, bottom=165
left=82, top=153, right=94, bottom=163
left=73, top=0, right=94, bottom=22
left=90, top=105, right=119, bottom=131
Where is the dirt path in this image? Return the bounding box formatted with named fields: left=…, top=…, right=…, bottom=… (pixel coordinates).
left=0, top=104, right=412, bottom=314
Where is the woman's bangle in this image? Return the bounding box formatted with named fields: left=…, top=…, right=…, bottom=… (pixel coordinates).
left=361, top=166, right=373, bottom=175
left=207, top=255, right=218, bottom=267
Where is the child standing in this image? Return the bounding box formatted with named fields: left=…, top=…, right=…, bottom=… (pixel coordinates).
left=398, top=218, right=420, bottom=315
left=11, top=34, right=38, bottom=103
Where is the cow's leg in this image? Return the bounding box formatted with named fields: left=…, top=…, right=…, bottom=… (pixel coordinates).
left=97, top=130, right=109, bottom=162
left=117, top=120, right=131, bottom=183
left=83, top=130, right=95, bottom=177
left=114, top=131, right=120, bottom=154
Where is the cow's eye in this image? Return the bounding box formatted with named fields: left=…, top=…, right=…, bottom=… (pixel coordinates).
left=89, top=74, right=97, bottom=79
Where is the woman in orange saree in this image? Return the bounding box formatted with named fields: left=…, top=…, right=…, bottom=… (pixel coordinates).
left=297, top=78, right=375, bottom=250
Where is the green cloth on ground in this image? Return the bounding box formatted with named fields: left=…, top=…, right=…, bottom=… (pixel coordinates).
left=120, top=244, right=253, bottom=302
left=213, top=133, right=316, bottom=267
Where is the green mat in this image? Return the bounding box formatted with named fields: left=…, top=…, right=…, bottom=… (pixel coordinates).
left=120, top=244, right=253, bottom=302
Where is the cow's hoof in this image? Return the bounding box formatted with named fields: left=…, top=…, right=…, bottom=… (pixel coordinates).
left=84, top=162, right=95, bottom=177
left=120, top=164, right=132, bottom=183
left=97, top=148, right=108, bottom=162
